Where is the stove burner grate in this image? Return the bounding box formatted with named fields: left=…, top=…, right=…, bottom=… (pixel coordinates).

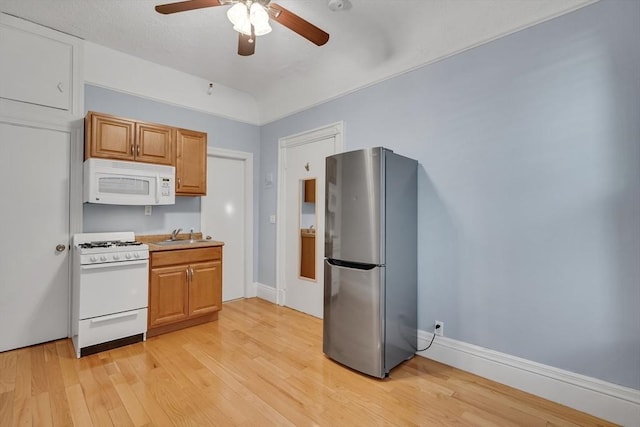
left=79, top=240, right=144, bottom=249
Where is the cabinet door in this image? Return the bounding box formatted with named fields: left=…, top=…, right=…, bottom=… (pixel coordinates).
left=86, top=113, right=135, bottom=161
left=189, top=261, right=222, bottom=317
left=149, top=265, right=189, bottom=328
left=176, top=128, right=207, bottom=195
left=136, top=123, right=174, bottom=165
left=0, top=23, right=72, bottom=111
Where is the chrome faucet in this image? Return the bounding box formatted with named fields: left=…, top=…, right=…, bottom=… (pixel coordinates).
left=189, top=228, right=195, bottom=241
left=170, top=228, right=182, bottom=240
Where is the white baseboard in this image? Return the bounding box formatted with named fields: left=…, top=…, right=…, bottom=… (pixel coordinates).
left=416, top=330, right=640, bottom=427
left=255, top=282, right=277, bottom=304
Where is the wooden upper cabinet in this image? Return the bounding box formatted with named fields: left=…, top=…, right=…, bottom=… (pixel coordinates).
left=85, top=112, right=135, bottom=161
left=85, top=111, right=174, bottom=165
left=176, top=128, right=207, bottom=196
left=136, top=122, right=174, bottom=166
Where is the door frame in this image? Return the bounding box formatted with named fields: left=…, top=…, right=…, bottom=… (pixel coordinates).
left=201, top=147, right=255, bottom=298
left=276, top=121, right=344, bottom=306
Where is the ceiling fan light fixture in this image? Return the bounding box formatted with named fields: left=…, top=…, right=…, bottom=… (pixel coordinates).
left=227, top=2, right=249, bottom=29
left=249, top=2, right=272, bottom=36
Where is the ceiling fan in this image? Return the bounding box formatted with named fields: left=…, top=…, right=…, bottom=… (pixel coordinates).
left=155, top=0, right=330, bottom=56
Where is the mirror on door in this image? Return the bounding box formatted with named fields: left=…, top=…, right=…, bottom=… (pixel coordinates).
left=300, top=178, right=316, bottom=280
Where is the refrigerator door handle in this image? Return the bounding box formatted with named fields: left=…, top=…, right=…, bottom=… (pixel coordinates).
left=326, top=258, right=379, bottom=270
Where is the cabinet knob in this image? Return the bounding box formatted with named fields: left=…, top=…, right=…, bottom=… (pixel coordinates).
left=55, top=244, right=66, bottom=252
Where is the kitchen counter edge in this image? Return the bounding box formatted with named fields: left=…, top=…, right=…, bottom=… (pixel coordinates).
left=137, top=233, right=225, bottom=252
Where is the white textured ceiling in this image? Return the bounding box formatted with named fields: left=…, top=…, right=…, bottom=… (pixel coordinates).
left=0, top=0, right=595, bottom=123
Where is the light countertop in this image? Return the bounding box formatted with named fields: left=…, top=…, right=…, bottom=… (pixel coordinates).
left=137, top=233, right=224, bottom=252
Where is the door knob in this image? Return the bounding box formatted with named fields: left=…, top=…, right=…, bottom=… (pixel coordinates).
left=55, top=244, right=66, bottom=252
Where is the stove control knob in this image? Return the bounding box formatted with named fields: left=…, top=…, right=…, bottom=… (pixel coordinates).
left=134, top=252, right=140, bottom=259
left=125, top=253, right=132, bottom=260
left=113, top=254, right=120, bottom=261
left=90, top=256, right=97, bottom=263
left=100, top=255, right=107, bottom=262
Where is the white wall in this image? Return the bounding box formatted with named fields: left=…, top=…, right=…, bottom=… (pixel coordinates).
left=84, top=41, right=260, bottom=125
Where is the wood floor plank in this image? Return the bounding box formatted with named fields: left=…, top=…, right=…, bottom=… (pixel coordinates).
left=0, top=298, right=618, bottom=426
left=65, top=383, right=94, bottom=427
left=49, top=388, right=73, bottom=427
left=55, top=340, right=80, bottom=388
left=129, top=381, right=174, bottom=426
left=13, top=348, right=31, bottom=402
left=32, top=392, right=53, bottom=427
left=12, top=396, right=32, bottom=427
left=77, top=364, right=115, bottom=427
left=0, top=351, right=16, bottom=394
left=109, top=373, right=151, bottom=427
left=0, top=391, right=13, bottom=426
left=30, top=346, right=48, bottom=396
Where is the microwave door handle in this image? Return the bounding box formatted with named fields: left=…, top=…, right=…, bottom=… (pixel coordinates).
left=155, top=174, right=160, bottom=204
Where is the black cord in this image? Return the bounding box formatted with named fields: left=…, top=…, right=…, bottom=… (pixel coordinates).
left=416, top=325, right=440, bottom=352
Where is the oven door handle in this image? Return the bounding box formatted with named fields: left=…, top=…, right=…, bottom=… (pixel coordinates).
left=90, top=310, right=141, bottom=324
left=81, top=259, right=148, bottom=270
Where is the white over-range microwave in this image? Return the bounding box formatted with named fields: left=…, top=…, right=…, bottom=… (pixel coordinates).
left=83, top=158, right=175, bottom=205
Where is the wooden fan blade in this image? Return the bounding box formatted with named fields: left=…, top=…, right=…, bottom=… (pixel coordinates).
left=155, top=0, right=223, bottom=15
left=238, top=32, right=255, bottom=56
left=268, top=3, right=329, bottom=46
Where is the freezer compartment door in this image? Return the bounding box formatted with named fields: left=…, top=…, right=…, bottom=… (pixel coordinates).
left=323, top=259, right=384, bottom=378
left=325, top=148, right=383, bottom=265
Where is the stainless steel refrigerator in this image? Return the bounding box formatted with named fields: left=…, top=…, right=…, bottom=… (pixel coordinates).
left=323, top=147, right=418, bottom=378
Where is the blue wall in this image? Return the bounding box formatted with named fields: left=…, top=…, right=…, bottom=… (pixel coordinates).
left=258, top=0, right=640, bottom=389
left=84, top=84, right=261, bottom=275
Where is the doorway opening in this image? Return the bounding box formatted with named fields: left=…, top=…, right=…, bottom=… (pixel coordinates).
left=276, top=122, right=343, bottom=318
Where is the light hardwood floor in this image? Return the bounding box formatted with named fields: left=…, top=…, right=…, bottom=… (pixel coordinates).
left=0, top=298, right=616, bottom=426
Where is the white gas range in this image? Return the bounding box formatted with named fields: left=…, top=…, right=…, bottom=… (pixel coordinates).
left=71, top=232, right=149, bottom=358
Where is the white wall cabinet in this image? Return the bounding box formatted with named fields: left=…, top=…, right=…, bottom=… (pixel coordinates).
left=0, top=24, right=72, bottom=110
left=0, top=13, right=82, bottom=120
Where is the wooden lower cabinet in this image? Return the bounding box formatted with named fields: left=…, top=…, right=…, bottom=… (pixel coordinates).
left=148, top=246, right=222, bottom=337
left=149, top=265, right=189, bottom=326
left=189, top=261, right=222, bottom=317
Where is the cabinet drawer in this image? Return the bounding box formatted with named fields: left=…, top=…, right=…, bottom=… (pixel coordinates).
left=151, top=246, right=222, bottom=267
left=77, top=308, right=147, bottom=348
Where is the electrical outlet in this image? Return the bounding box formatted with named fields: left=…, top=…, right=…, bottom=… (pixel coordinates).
left=144, top=205, right=152, bottom=216
left=435, top=320, right=444, bottom=336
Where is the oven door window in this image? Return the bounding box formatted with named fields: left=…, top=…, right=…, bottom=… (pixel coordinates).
left=98, top=176, right=150, bottom=196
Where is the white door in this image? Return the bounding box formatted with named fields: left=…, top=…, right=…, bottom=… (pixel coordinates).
left=279, top=124, right=343, bottom=318
left=0, top=122, right=70, bottom=352
left=202, top=150, right=252, bottom=302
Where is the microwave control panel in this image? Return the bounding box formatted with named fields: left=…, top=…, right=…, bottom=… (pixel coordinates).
left=161, top=178, right=172, bottom=196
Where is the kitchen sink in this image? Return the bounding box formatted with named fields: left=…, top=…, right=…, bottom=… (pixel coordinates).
left=155, top=239, right=211, bottom=246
